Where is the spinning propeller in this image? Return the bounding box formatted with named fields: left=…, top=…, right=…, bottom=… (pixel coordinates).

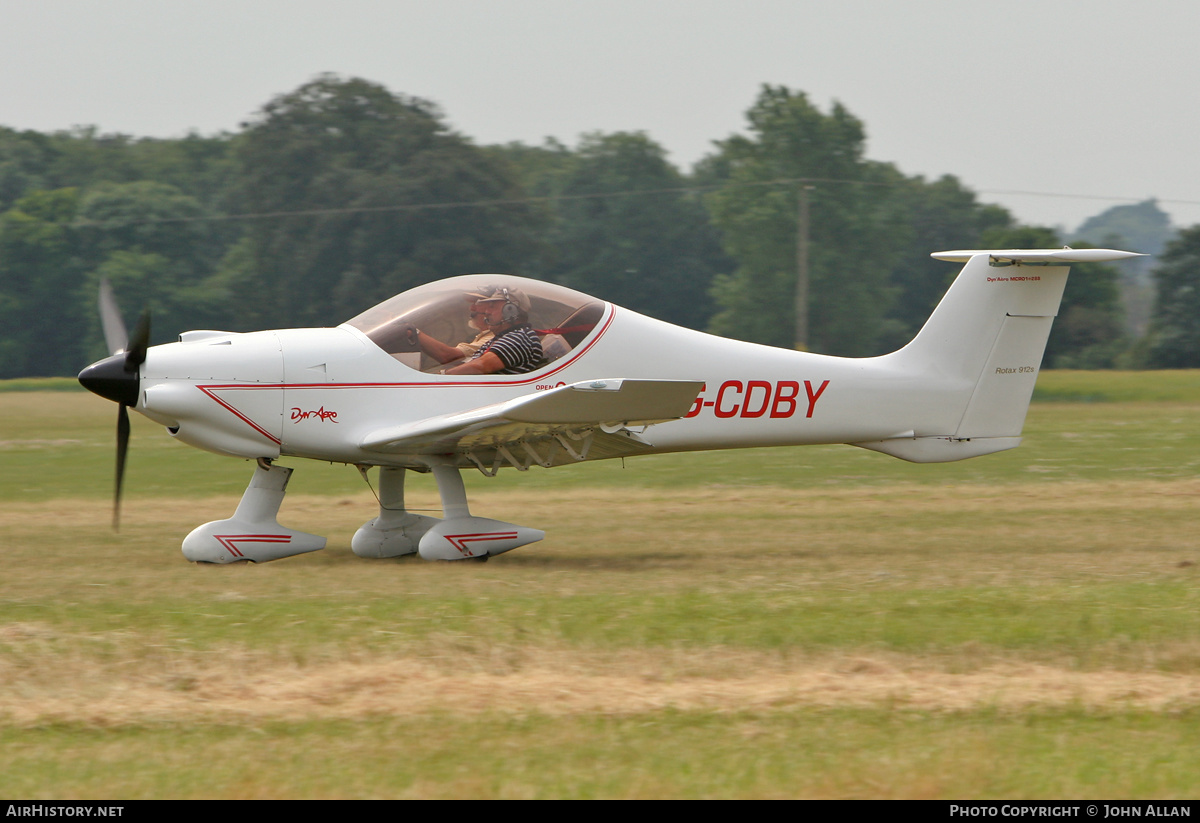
left=77, top=281, right=150, bottom=529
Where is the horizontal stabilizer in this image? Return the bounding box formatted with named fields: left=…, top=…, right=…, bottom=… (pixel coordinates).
left=931, top=248, right=1145, bottom=264
left=360, top=378, right=702, bottom=454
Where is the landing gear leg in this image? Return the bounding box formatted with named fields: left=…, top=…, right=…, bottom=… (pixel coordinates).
left=351, top=467, right=439, bottom=558
left=182, top=459, right=326, bottom=563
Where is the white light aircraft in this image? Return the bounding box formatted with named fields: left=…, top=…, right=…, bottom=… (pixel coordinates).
left=78, top=248, right=1140, bottom=563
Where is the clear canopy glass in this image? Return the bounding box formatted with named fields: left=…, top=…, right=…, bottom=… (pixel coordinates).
left=344, top=274, right=607, bottom=373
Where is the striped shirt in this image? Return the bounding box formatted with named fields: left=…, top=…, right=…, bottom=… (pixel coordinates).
left=472, top=325, right=543, bottom=374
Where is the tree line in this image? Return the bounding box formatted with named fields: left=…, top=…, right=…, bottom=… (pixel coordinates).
left=1, top=75, right=1195, bottom=379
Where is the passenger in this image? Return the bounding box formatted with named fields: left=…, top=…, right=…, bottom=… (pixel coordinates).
left=406, top=286, right=542, bottom=375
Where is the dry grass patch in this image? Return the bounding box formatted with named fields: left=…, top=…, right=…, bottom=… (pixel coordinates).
left=4, top=646, right=1200, bottom=726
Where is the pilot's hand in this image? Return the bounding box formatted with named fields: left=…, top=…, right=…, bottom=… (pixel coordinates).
left=399, top=323, right=419, bottom=348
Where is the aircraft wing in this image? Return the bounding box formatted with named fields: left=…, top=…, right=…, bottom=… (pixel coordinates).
left=359, top=378, right=703, bottom=468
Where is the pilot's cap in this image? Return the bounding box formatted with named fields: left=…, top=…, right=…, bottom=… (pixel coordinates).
left=465, top=285, right=531, bottom=313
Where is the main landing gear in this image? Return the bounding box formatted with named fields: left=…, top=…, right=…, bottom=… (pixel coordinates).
left=181, top=459, right=543, bottom=563
left=353, top=462, right=544, bottom=561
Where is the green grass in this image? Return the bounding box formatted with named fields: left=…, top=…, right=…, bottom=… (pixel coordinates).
left=4, top=581, right=1196, bottom=663
left=1032, top=369, right=1200, bottom=403
left=2, top=371, right=1200, bottom=798
left=5, top=709, right=1200, bottom=799
left=0, top=377, right=85, bottom=392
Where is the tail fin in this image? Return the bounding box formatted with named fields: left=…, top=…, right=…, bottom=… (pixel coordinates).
left=860, top=248, right=1142, bottom=463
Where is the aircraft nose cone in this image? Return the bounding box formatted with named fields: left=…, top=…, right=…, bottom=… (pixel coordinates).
left=78, top=353, right=140, bottom=406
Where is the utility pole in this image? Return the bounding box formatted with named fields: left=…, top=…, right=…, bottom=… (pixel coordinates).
left=794, top=184, right=813, bottom=351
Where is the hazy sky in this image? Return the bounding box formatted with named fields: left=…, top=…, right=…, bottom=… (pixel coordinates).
left=4, top=0, right=1198, bottom=236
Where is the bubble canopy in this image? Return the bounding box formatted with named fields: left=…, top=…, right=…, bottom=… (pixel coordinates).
left=344, top=274, right=608, bottom=373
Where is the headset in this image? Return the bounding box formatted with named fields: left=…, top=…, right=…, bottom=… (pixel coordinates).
left=474, top=286, right=522, bottom=326
left=498, top=287, right=521, bottom=323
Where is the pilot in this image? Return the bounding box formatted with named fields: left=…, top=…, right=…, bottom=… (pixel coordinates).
left=407, top=286, right=543, bottom=375
left=405, top=298, right=495, bottom=365
left=446, top=286, right=543, bottom=375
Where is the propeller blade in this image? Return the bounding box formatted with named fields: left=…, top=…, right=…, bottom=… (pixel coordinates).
left=114, top=402, right=131, bottom=531
left=125, top=309, right=151, bottom=371
left=98, top=278, right=130, bottom=356
left=87, top=281, right=150, bottom=531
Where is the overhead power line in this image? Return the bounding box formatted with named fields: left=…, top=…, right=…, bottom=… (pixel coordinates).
left=64, top=176, right=868, bottom=229
left=62, top=178, right=1197, bottom=230
left=979, top=189, right=1200, bottom=209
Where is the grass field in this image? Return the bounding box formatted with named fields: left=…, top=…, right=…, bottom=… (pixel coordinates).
left=1, top=371, right=1199, bottom=798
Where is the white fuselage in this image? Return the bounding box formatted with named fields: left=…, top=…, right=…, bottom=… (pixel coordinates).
left=135, top=304, right=966, bottom=467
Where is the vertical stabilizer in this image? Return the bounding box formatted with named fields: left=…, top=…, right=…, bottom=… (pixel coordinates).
left=861, top=249, right=1141, bottom=461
